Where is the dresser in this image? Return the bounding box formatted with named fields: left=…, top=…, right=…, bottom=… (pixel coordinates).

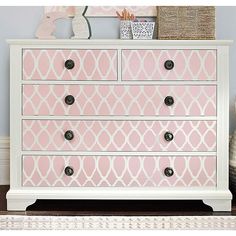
left=7, top=40, right=232, bottom=211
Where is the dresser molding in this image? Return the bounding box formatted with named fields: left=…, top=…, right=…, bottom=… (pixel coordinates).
left=6, top=39, right=233, bottom=46
left=7, top=188, right=232, bottom=199
left=7, top=40, right=233, bottom=211
left=7, top=189, right=232, bottom=211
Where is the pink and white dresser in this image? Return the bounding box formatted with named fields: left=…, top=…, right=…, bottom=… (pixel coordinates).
left=7, top=40, right=232, bottom=211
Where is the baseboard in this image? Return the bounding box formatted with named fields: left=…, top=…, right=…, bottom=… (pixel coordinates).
left=0, top=137, right=10, bottom=185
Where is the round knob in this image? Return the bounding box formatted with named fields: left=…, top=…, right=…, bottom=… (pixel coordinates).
left=164, top=96, right=174, bottom=106
left=64, top=130, right=74, bottom=141
left=164, top=60, right=174, bottom=70
left=64, top=166, right=74, bottom=176
left=164, top=167, right=174, bottom=177
left=65, top=59, right=75, bottom=70
left=164, top=132, right=174, bottom=141
left=65, top=95, right=75, bottom=105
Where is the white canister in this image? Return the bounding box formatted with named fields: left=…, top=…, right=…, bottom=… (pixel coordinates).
left=120, top=20, right=132, bottom=40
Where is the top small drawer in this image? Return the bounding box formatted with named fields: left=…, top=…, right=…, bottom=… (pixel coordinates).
left=122, top=50, right=216, bottom=81
left=23, top=49, right=118, bottom=81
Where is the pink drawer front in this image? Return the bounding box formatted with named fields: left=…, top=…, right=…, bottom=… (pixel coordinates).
left=23, top=85, right=216, bottom=116
left=23, top=49, right=118, bottom=81
left=22, top=120, right=216, bottom=152
left=122, top=50, right=216, bottom=81
left=22, top=155, right=216, bottom=187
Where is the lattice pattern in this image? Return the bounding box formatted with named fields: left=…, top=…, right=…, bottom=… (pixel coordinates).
left=22, top=155, right=216, bottom=187
left=23, top=49, right=117, bottom=81
left=122, top=50, right=216, bottom=81
left=22, top=120, right=216, bottom=152
left=44, top=6, right=157, bottom=17
left=23, top=85, right=216, bottom=116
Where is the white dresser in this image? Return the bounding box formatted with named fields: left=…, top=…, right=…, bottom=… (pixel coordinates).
left=7, top=40, right=232, bottom=211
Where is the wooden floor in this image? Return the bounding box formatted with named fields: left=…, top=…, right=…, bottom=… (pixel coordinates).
left=1, top=185, right=236, bottom=216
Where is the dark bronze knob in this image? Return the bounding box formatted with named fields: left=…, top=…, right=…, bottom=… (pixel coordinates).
left=65, top=95, right=75, bottom=105
left=64, top=130, right=74, bottom=141
left=164, top=167, right=174, bottom=177
left=164, top=60, right=174, bottom=70
left=164, top=132, right=174, bottom=141
left=65, top=166, right=74, bottom=176
left=164, top=96, right=174, bottom=106
left=65, top=59, right=75, bottom=70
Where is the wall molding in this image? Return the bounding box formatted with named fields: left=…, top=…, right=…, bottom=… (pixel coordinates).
left=0, top=136, right=10, bottom=185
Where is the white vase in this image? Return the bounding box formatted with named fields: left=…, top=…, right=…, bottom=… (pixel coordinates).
left=120, top=20, right=132, bottom=40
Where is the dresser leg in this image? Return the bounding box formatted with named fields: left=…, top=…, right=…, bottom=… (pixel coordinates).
left=7, top=198, right=36, bottom=211
left=203, top=199, right=232, bottom=211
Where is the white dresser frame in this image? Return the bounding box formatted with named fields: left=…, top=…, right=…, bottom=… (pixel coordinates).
left=7, top=40, right=233, bottom=211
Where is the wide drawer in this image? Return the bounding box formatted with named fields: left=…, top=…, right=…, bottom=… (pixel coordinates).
left=122, top=50, right=216, bottom=81
left=22, top=120, right=216, bottom=152
left=22, top=155, right=216, bottom=187
left=23, top=85, right=216, bottom=116
left=23, top=49, right=118, bottom=81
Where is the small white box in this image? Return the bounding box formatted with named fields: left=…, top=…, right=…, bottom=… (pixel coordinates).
left=131, top=22, right=155, bottom=40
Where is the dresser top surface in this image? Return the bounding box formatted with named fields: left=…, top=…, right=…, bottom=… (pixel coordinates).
left=7, top=39, right=233, bottom=46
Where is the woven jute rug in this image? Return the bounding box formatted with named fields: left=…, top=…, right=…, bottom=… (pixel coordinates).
left=0, top=215, right=236, bottom=230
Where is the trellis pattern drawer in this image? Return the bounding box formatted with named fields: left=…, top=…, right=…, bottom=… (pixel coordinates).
left=23, top=84, right=217, bottom=116
left=122, top=50, right=216, bottom=81
left=23, top=49, right=118, bottom=81
left=22, top=155, right=216, bottom=187
left=22, top=120, right=216, bottom=152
